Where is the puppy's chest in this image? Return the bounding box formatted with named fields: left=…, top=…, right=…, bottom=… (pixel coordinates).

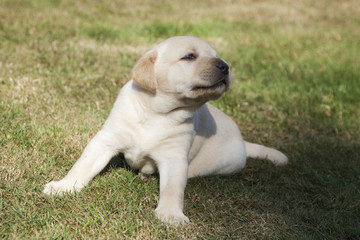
left=122, top=125, right=161, bottom=169
left=122, top=117, right=193, bottom=169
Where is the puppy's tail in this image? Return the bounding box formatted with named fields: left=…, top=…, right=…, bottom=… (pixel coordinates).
left=245, top=141, right=288, bottom=166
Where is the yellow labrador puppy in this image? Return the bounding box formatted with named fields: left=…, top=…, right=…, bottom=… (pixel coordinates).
left=43, top=36, right=288, bottom=224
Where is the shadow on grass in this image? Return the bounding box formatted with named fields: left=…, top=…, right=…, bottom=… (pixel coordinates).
left=186, top=132, right=359, bottom=239
left=100, top=153, right=130, bottom=174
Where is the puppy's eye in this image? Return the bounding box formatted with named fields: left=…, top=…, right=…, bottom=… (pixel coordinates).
left=181, top=53, right=197, bottom=61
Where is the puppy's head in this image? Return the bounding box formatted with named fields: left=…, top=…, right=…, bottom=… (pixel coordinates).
left=132, top=36, right=231, bottom=105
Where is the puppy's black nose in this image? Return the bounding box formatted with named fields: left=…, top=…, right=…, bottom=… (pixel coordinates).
left=216, top=61, right=229, bottom=75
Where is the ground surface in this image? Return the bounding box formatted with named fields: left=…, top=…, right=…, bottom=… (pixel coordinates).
left=1, top=0, right=359, bottom=239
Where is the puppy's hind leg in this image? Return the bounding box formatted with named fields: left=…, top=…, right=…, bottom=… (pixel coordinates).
left=43, top=130, right=120, bottom=195
left=245, top=141, right=288, bottom=166
left=188, top=138, right=247, bottom=178
left=140, top=160, right=156, bottom=182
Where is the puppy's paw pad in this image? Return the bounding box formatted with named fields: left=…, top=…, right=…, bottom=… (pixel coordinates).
left=155, top=208, right=189, bottom=225
left=140, top=173, right=152, bottom=182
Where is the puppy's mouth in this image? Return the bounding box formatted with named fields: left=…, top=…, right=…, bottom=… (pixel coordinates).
left=192, top=79, right=227, bottom=91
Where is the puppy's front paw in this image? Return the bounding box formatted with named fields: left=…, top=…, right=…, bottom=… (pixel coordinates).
left=43, top=180, right=83, bottom=196
left=155, top=207, right=189, bottom=225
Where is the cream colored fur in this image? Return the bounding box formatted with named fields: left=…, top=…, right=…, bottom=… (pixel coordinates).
left=43, top=36, right=288, bottom=225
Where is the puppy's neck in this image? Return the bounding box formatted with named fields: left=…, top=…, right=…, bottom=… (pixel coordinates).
left=131, top=81, right=200, bottom=121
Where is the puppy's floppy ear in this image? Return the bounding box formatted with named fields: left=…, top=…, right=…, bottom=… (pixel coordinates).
left=132, top=50, right=157, bottom=93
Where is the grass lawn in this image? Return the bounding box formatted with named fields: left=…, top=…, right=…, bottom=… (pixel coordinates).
left=1, top=0, right=359, bottom=239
